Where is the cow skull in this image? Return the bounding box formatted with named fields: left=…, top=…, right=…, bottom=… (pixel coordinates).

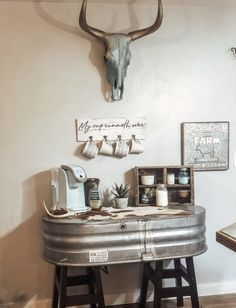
left=79, top=0, right=163, bottom=101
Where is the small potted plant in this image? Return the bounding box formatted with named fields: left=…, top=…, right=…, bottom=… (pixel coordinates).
left=112, top=183, right=130, bottom=209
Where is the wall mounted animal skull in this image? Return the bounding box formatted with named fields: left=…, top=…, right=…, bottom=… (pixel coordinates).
left=79, top=0, right=163, bottom=101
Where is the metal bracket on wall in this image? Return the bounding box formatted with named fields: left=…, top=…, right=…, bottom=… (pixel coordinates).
left=231, top=47, right=236, bottom=57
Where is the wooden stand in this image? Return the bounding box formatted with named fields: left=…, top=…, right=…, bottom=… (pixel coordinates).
left=139, top=257, right=200, bottom=308
left=134, top=166, right=194, bottom=207
left=52, top=265, right=105, bottom=308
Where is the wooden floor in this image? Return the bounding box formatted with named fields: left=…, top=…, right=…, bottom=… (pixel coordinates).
left=107, top=293, right=236, bottom=308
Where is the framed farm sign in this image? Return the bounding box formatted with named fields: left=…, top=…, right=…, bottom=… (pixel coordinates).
left=181, top=122, right=229, bottom=171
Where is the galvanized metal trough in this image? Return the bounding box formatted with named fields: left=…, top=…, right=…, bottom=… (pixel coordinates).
left=42, top=205, right=206, bottom=267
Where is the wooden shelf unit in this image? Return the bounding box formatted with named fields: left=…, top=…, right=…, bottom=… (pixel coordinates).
left=134, top=166, right=194, bottom=206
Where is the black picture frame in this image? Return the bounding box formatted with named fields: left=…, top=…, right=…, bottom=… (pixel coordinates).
left=181, top=121, right=229, bottom=171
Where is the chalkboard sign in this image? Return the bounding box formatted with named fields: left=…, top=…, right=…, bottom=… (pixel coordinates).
left=181, top=122, right=229, bottom=171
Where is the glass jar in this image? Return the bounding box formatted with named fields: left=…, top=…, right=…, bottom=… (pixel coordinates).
left=141, top=188, right=155, bottom=204
left=141, top=189, right=149, bottom=204
left=84, top=178, right=100, bottom=207
left=156, top=184, right=168, bottom=207
left=88, top=181, right=102, bottom=210
left=178, top=168, right=189, bottom=185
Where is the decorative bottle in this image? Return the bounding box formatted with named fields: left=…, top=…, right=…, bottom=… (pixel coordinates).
left=156, top=184, right=168, bottom=207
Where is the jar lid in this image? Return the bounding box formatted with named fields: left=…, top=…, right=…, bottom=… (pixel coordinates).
left=142, top=172, right=155, bottom=176
left=157, top=184, right=166, bottom=188
left=86, top=178, right=100, bottom=182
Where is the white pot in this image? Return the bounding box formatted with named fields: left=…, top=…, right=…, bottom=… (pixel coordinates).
left=141, top=175, right=155, bottom=185
left=114, top=197, right=128, bottom=209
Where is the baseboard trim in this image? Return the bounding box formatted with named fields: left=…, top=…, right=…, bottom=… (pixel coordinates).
left=198, top=280, right=236, bottom=297
left=104, top=281, right=236, bottom=305
left=4, top=281, right=236, bottom=307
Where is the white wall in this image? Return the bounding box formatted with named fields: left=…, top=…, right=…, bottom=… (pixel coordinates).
left=1, top=0, right=236, bottom=305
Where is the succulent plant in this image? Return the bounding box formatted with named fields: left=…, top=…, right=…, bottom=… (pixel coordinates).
left=112, top=183, right=130, bottom=198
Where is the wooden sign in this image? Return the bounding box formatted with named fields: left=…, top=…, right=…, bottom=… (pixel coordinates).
left=76, top=117, right=147, bottom=142
left=181, top=122, right=229, bottom=171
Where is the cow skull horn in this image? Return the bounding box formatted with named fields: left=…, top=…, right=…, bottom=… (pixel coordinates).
left=79, top=0, right=105, bottom=40
left=129, top=0, right=163, bottom=41
left=79, top=0, right=163, bottom=101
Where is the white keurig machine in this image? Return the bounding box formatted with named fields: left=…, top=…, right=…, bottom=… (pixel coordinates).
left=50, top=165, right=88, bottom=212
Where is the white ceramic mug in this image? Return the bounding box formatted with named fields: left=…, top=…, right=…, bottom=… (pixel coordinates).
left=129, top=136, right=144, bottom=154
left=99, top=137, right=113, bottom=156
left=113, top=136, right=129, bottom=158
left=81, top=138, right=98, bottom=159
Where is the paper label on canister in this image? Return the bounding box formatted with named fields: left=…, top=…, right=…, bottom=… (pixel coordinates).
left=89, top=250, right=108, bottom=263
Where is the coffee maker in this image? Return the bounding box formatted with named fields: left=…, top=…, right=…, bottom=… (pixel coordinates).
left=50, top=165, right=88, bottom=212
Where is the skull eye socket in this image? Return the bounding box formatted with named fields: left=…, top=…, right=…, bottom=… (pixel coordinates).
left=104, top=51, right=112, bottom=63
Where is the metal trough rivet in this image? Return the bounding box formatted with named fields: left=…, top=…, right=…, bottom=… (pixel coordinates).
left=120, top=223, right=127, bottom=231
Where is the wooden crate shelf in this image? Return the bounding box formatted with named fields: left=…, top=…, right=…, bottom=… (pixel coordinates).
left=134, top=165, right=194, bottom=207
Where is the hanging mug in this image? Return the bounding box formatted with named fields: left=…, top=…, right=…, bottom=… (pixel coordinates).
left=99, top=136, right=113, bottom=156
left=113, top=135, right=129, bottom=158
left=129, top=135, right=144, bottom=154
left=81, top=136, right=98, bottom=159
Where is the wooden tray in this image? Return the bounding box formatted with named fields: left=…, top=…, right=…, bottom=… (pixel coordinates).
left=216, top=229, right=236, bottom=253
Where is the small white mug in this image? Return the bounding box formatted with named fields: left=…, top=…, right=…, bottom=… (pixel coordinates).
left=113, top=136, right=129, bottom=158
left=129, top=136, right=144, bottom=154
left=99, top=136, right=113, bottom=156
left=81, top=137, right=98, bottom=159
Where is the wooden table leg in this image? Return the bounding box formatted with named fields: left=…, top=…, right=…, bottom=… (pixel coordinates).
left=52, top=266, right=60, bottom=308
left=153, top=260, right=163, bottom=308
left=174, top=259, right=184, bottom=307
left=94, top=267, right=105, bottom=308
left=58, top=266, right=68, bottom=308
left=139, top=262, right=150, bottom=308
left=186, top=257, right=200, bottom=308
